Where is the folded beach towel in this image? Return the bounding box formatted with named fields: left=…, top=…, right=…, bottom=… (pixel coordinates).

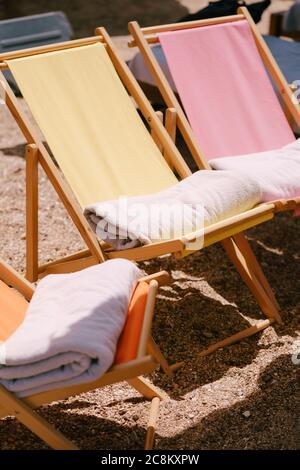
left=0, top=259, right=140, bottom=397
left=209, top=139, right=300, bottom=203
left=84, top=170, right=262, bottom=250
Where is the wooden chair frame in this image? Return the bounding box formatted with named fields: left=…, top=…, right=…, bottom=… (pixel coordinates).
left=128, top=6, right=300, bottom=214
left=0, top=258, right=171, bottom=450
left=0, top=26, right=282, bottom=358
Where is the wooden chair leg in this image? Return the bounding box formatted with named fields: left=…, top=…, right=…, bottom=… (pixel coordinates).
left=167, top=234, right=281, bottom=367
left=151, top=111, right=164, bottom=153
left=147, top=337, right=173, bottom=377
left=197, top=319, right=274, bottom=357
left=0, top=385, right=78, bottom=450
left=25, top=144, right=39, bottom=282
left=164, top=107, right=177, bottom=170
left=145, top=396, right=160, bottom=450
left=127, top=376, right=167, bottom=401
left=232, top=233, right=280, bottom=310
left=222, top=236, right=282, bottom=324
left=170, top=319, right=274, bottom=370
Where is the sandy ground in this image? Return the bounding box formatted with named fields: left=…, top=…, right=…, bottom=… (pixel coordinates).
left=0, top=0, right=299, bottom=451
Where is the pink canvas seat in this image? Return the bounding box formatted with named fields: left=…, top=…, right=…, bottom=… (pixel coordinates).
left=157, top=19, right=300, bottom=210
left=158, top=20, right=295, bottom=159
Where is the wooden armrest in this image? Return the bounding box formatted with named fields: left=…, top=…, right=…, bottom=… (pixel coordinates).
left=139, top=270, right=171, bottom=286
left=273, top=197, right=300, bottom=212
left=0, top=258, right=34, bottom=301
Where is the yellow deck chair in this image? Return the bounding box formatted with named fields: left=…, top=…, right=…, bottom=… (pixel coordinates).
left=0, top=28, right=281, bottom=356
left=0, top=257, right=170, bottom=450
left=128, top=7, right=300, bottom=214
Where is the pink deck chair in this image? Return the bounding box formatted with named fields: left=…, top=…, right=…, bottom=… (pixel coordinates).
left=128, top=7, right=300, bottom=214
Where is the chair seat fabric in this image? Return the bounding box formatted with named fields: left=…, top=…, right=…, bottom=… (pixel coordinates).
left=0, top=281, right=28, bottom=342
left=158, top=20, right=294, bottom=158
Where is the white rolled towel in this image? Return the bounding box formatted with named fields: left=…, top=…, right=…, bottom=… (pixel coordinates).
left=84, top=170, right=262, bottom=250
left=0, top=259, right=140, bottom=397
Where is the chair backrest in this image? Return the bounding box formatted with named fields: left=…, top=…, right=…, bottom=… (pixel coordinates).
left=159, top=19, right=295, bottom=159
left=7, top=43, right=177, bottom=207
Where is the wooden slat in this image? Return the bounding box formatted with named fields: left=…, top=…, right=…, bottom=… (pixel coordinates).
left=233, top=232, right=280, bottom=311
left=239, top=6, right=300, bottom=130
left=0, top=357, right=157, bottom=419
left=151, top=110, right=164, bottom=153
left=170, top=319, right=274, bottom=370
left=0, top=36, right=102, bottom=63
left=273, top=196, right=300, bottom=212
left=25, top=144, right=39, bottom=282
left=38, top=249, right=92, bottom=271
left=127, top=376, right=167, bottom=401
left=139, top=270, right=170, bottom=286
left=198, top=319, right=274, bottom=357
left=0, top=257, right=34, bottom=301
left=0, top=385, right=78, bottom=450
left=38, top=256, right=97, bottom=278
left=128, top=14, right=245, bottom=45
left=184, top=203, right=275, bottom=246
left=107, top=239, right=185, bottom=261
left=145, top=397, right=160, bottom=450
left=137, top=280, right=158, bottom=358
left=164, top=107, right=177, bottom=170
left=222, top=237, right=282, bottom=323
left=147, top=337, right=173, bottom=377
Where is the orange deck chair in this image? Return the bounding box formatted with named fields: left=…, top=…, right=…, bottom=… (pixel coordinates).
left=0, top=257, right=171, bottom=450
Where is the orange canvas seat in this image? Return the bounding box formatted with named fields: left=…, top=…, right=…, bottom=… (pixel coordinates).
left=0, top=277, right=150, bottom=364
left=115, top=281, right=149, bottom=365
left=0, top=280, right=28, bottom=341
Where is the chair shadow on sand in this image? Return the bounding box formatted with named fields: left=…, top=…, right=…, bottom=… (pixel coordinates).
left=0, top=404, right=152, bottom=450
left=1, top=354, right=298, bottom=450
left=140, top=210, right=299, bottom=397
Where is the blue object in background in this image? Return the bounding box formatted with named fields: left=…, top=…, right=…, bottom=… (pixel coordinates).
left=264, top=35, right=300, bottom=85
left=0, top=11, right=73, bottom=94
